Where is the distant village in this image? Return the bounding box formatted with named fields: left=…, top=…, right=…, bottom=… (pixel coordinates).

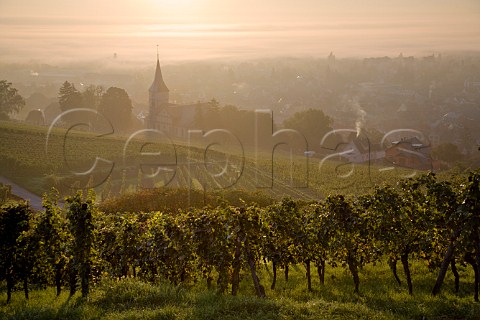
left=2, top=53, right=480, bottom=171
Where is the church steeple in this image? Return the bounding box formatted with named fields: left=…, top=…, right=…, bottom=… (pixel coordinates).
left=148, top=48, right=170, bottom=129
left=149, top=56, right=169, bottom=93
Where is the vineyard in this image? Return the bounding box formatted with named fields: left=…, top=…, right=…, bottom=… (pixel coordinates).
left=1, top=121, right=480, bottom=318
left=0, top=120, right=424, bottom=202
left=1, top=170, right=480, bottom=319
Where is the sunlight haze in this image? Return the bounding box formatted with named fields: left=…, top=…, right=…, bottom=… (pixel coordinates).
left=1, top=0, right=479, bottom=64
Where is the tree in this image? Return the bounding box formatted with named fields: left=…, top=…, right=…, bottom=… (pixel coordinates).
left=283, top=108, right=333, bottom=152
left=58, top=81, right=84, bottom=126
left=432, top=143, right=463, bottom=164
left=98, top=87, right=133, bottom=132
left=58, top=81, right=84, bottom=112
left=0, top=80, right=25, bottom=120
left=82, top=84, right=104, bottom=110
left=202, top=98, right=221, bottom=130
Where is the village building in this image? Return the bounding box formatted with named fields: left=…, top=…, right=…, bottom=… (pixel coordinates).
left=384, top=136, right=439, bottom=170
left=340, top=136, right=385, bottom=164
left=146, top=56, right=207, bottom=139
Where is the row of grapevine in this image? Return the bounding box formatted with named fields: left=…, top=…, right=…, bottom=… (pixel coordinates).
left=1, top=170, right=479, bottom=303
left=0, top=189, right=95, bottom=303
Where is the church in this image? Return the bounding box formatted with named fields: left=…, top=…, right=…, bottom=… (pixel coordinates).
left=147, top=56, right=207, bottom=139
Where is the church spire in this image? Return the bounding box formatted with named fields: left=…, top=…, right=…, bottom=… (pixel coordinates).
left=149, top=47, right=169, bottom=93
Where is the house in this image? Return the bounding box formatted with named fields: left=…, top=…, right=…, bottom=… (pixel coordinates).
left=385, top=137, right=437, bottom=170
left=340, top=136, right=385, bottom=164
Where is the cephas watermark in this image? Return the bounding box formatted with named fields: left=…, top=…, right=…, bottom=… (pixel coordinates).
left=45, top=108, right=433, bottom=196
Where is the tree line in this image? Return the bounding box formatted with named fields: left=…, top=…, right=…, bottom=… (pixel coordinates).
left=57, top=81, right=134, bottom=132
left=194, top=98, right=333, bottom=150
left=0, top=80, right=135, bottom=132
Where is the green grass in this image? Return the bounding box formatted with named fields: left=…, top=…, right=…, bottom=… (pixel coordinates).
left=1, top=260, right=479, bottom=319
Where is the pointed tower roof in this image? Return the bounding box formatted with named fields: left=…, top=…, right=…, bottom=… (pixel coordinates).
left=149, top=58, right=169, bottom=93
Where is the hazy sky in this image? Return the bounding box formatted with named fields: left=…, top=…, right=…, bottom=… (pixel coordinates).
left=1, top=0, right=479, bottom=64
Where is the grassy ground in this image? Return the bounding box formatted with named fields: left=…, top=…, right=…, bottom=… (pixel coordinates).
left=1, top=260, right=479, bottom=320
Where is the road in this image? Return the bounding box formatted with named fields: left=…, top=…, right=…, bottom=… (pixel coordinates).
left=0, top=176, right=44, bottom=211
